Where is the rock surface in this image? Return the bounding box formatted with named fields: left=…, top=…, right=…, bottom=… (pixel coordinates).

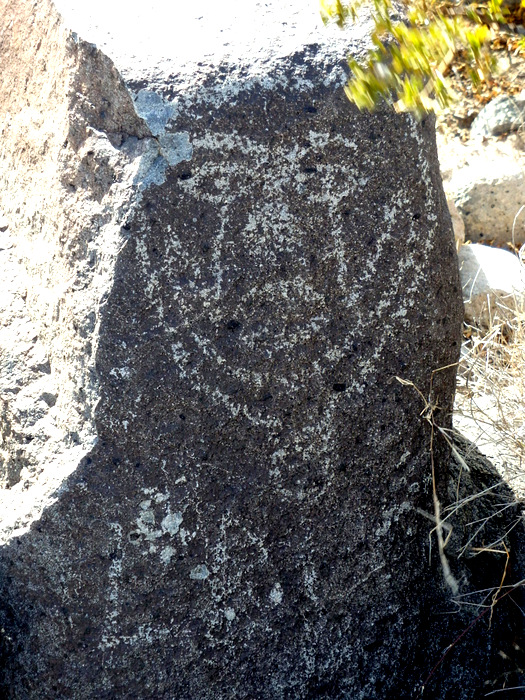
left=458, top=243, right=525, bottom=329
left=0, top=0, right=511, bottom=698
left=439, top=135, right=525, bottom=246
left=470, top=92, right=525, bottom=140
left=447, top=197, right=465, bottom=245
left=445, top=433, right=525, bottom=692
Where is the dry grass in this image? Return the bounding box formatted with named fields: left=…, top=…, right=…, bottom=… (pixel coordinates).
left=420, top=301, right=525, bottom=695
left=453, top=304, right=525, bottom=501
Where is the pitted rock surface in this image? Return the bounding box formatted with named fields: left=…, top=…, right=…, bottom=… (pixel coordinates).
left=438, top=132, right=525, bottom=246
left=0, top=1, right=506, bottom=698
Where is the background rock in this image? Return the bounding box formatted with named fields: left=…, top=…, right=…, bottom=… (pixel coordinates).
left=470, top=92, right=525, bottom=139
left=458, top=243, right=525, bottom=329
left=0, top=0, right=513, bottom=698
left=438, top=136, right=525, bottom=246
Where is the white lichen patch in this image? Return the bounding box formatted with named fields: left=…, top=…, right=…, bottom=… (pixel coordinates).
left=303, top=567, right=318, bottom=602
left=224, top=607, right=236, bottom=621
left=161, top=512, right=183, bottom=536
left=109, top=366, right=131, bottom=379
left=99, top=622, right=171, bottom=652
left=190, top=564, right=210, bottom=580
left=160, top=546, right=176, bottom=564
left=179, top=528, right=192, bottom=546
left=269, top=582, right=283, bottom=604
left=128, top=490, right=185, bottom=564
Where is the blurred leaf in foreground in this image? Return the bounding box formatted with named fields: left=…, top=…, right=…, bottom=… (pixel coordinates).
left=321, top=0, right=511, bottom=116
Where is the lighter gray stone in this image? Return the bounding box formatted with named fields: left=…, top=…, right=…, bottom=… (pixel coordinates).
left=471, top=93, right=525, bottom=140
left=443, top=140, right=525, bottom=246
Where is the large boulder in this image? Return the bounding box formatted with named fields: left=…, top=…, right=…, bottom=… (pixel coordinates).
left=458, top=243, right=525, bottom=330
left=439, top=136, right=525, bottom=246
left=470, top=92, right=525, bottom=140
left=1, top=0, right=517, bottom=698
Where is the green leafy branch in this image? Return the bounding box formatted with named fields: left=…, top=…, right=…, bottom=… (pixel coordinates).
left=320, top=0, right=512, bottom=116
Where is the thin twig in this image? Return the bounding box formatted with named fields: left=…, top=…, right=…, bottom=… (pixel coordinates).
left=485, top=687, right=525, bottom=697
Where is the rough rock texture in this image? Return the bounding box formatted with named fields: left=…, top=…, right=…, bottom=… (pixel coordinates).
left=445, top=434, right=525, bottom=695
left=1, top=0, right=515, bottom=698
left=439, top=136, right=525, bottom=246
left=458, top=243, right=525, bottom=329
left=470, top=92, right=525, bottom=139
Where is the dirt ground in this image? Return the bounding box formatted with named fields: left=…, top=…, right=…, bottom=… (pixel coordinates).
left=436, top=28, right=525, bottom=142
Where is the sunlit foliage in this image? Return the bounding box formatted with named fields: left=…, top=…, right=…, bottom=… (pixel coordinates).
left=320, top=0, right=521, bottom=115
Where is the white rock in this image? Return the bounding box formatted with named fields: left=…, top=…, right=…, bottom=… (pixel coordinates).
left=457, top=243, right=525, bottom=329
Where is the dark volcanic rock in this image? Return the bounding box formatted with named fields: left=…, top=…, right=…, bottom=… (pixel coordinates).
left=1, top=0, right=513, bottom=698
